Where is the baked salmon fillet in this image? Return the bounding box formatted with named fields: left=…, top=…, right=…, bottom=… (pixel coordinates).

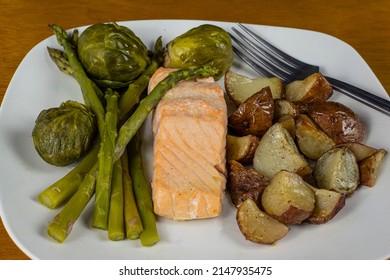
left=148, top=67, right=227, bottom=220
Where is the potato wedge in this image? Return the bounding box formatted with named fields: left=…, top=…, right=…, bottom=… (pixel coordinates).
left=274, top=99, right=299, bottom=119
left=253, top=122, right=312, bottom=179
left=236, top=198, right=289, bottom=244
left=227, top=160, right=270, bottom=207
left=313, top=146, right=360, bottom=196
left=225, top=70, right=284, bottom=105
left=226, top=134, right=260, bottom=164
left=308, top=101, right=366, bottom=144
left=295, top=114, right=335, bottom=160
left=277, top=115, right=296, bottom=138
left=359, top=149, right=387, bottom=187
left=261, top=170, right=316, bottom=224
left=285, top=72, right=333, bottom=104
left=307, top=187, right=346, bottom=224
left=336, top=142, right=378, bottom=161
left=228, top=87, right=274, bottom=136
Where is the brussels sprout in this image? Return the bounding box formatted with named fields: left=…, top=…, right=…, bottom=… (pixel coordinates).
left=163, top=24, right=233, bottom=80
left=77, top=22, right=150, bottom=88
left=32, top=101, right=97, bottom=166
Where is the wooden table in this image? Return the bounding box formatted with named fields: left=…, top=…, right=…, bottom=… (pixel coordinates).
left=1, top=0, right=389, bottom=260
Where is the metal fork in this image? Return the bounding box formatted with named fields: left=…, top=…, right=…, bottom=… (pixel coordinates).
left=230, top=23, right=390, bottom=117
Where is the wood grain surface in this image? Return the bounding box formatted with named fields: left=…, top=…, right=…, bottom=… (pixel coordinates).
left=1, top=0, right=389, bottom=260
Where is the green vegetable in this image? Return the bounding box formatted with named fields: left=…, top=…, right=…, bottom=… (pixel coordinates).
left=77, top=22, right=150, bottom=88
left=163, top=24, right=233, bottom=80
left=49, top=24, right=106, bottom=136
left=47, top=47, right=74, bottom=76
left=38, top=140, right=99, bottom=209
left=121, top=150, right=143, bottom=240
left=118, top=36, right=163, bottom=121
left=128, top=132, right=159, bottom=246
left=47, top=163, right=98, bottom=243
left=47, top=46, right=105, bottom=102
left=42, top=28, right=163, bottom=213
left=108, top=159, right=125, bottom=241
left=32, top=100, right=97, bottom=166
left=92, top=91, right=119, bottom=230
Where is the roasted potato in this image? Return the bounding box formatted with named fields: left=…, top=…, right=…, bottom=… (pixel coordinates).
left=295, top=114, right=335, bottom=160
left=228, top=87, right=274, bottom=136
left=236, top=198, right=289, bottom=244
left=273, top=99, right=299, bottom=119
left=308, top=101, right=366, bottom=144
left=307, top=187, right=346, bottom=224
left=277, top=114, right=296, bottom=138
left=227, top=160, right=270, bottom=207
left=285, top=72, right=333, bottom=104
left=253, top=122, right=312, bottom=179
left=225, top=70, right=284, bottom=105
left=313, top=146, right=360, bottom=196
left=359, top=149, right=387, bottom=187
left=336, top=142, right=378, bottom=161
left=261, top=170, right=316, bottom=224
left=226, top=134, right=260, bottom=164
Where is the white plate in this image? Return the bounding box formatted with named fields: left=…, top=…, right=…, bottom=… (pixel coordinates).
left=1, top=20, right=389, bottom=260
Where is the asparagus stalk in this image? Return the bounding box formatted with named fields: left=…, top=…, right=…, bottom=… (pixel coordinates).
left=49, top=24, right=106, bottom=136
left=47, top=163, right=98, bottom=243
left=108, top=159, right=125, bottom=241
left=38, top=140, right=99, bottom=209
left=92, top=91, right=119, bottom=230
left=47, top=46, right=105, bottom=101
left=47, top=47, right=74, bottom=76
left=121, top=149, right=143, bottom=239
left=43, top=35, right=162, bottom=210
left=128, top=131, right=159, bottom=246
left=114, top=65, right=219, bottom=160
left=118, top=36, right=163, bottom=122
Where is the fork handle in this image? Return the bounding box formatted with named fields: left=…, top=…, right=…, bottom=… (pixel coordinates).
left=325, top=76, right=390, bottom=117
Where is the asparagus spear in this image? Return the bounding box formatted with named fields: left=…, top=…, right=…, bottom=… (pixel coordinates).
left=47, top=46, right=105, bottom=101
left=43, top=36, right=162, bottom=210
left=118, top=36, right=163, bottom=122
left=38, top=140, right=99, bottom=209
left=92, top=91, right=119, bottom=230
left=108, top=158, right=125, bottom=241
left=128, top=131, right=159, bottom=246
left=49, top=23, right=106, bottom=136
left=121, top=149, right=143, bottom=239
left=47, top=163, right=98, bottom=243
left=47, top=47, right=74, bottom=76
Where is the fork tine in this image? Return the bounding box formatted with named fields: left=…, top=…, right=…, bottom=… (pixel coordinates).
left=237, top=23, right=308, bottom=69
left=231, top=45, right=275, bottom=77
left=231, top=28, right=302, bottom=82
left=230, top=32, right=291, bottom=81
left=232, top=23, right=320, bottom=82
left=232, top=26, right=298, bottom=77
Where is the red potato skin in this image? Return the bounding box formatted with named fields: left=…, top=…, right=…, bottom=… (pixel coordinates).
left=266, top=205, right=313, bottom=225
left=300, top=72, right=333, bottom=104
left=307, top=194, right=346, bottom=224
left=228, top=87, right=274, bottom=137
left=308, top=101, right=366, bottom=144
left=227, top=160, right=270, bottom=208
